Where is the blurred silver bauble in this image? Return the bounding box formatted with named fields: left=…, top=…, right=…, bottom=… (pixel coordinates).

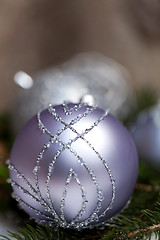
left=12, top=52, right=134, bottom=133
left=131, top=102, right=160, bottom=165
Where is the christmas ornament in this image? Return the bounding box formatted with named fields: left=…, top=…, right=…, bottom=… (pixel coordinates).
left=9, top=103, right=138, bottom=229
left=12, top=52, right=134, bottom=133
left=131, top=103, right=160, bottom=165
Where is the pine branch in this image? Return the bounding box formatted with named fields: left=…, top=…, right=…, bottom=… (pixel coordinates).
left=102, top=203, right=160, bottom=240
left=1, top=203, right=160, bottom=240
left=136, top=183, right=160, bottom=193
left=0, top=225, right=65, bottom=240
left=128, top=223, right=160, bottom=238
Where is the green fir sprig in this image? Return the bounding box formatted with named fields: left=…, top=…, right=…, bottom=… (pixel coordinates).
left=1, top=202, right=160, bottom=240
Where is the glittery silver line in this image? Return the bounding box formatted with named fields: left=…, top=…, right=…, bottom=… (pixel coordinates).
left=70, top=131, right=115, bottom=217
left=48, top=133, right=104, bottom=226
left=12, top=192, right=53, bottom=221
left=48, top=104, right=97, bottom=127
left=35, top=105, right=96, bottom=223
left=48, top=104, right=108, bottom=134
left=48, top=105, right=112, bottom=226
left=38, top=104, right=103, bottom=226
left=9, top=163, right=60, bottom=219
left=8, top=179, right=40, bottom=204
left=48, top=104, right=115, bottom=224
left=33, top=139, right=58, bottom=213
left=9, top=164, right=38, bottom=196
left=60, top=168, right=88, bottom=225
left=63, top=146, right=103, bottom=225
left=46, top=145, right=64, bottom=212
left=63, top=102, right=87, bottom=115
left=37, top=106, right=96, bottom=220
left=8, top=178, right=55, bottom=218
left=37, top=104, right=96, bottom=138
left=45, top=139, right=102, bottom=227
left=37, top=104, right=96, bottom=212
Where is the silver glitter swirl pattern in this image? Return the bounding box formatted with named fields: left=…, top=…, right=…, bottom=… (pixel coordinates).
left=9, top=103, right=116, bottom=229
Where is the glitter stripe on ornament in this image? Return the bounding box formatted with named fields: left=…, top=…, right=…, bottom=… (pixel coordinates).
left=33, top=138, right=59, bottom=219
left=48, top=104, right=115, bottom=226
left=8, top=163, right=60, bottom=220
left=47, top=105, right=104, bottom=225
left=11, top=192, right=54, bottom=222
left=35, top=106, right=94, bottom=218
left=37, top=130, right=102, bottom=226
left=8, top=163, right=38, bottom=196
left=36, top=104, right=96, bottom=212
left=60, top=168, right=88, bottom=227
left=38, top=104, right=103, bottom=226
left=7, top=179, right=56, bottom=223
left=33, top=147, right=59, bottom=219
left=63, top=102, right=87, bottom=115
left=71, top=132, right=115, bottom=218
left=37, top=104, right=96, bottom=138
left=45, top=137, right=101, bottom=225
left=8, top=178, right=41, bottom=204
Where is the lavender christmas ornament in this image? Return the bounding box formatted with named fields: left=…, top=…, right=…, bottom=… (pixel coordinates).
left=131, top=103, right=160, bottom=166
left=9, top=103, right=138, bottom=229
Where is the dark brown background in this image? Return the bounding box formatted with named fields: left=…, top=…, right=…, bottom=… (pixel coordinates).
left=0, top=0, right=160, bottom=111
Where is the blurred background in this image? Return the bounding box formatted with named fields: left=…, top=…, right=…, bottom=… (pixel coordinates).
left=0, top=0, right=160, bottom=238
left=0, top=0, right=160, bottom=112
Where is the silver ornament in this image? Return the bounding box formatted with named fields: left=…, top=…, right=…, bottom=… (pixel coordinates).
left=12, top=52, right=134, bottom=133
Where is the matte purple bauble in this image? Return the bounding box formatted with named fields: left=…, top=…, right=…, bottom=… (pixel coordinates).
left=9, top=103, right=138, bottom=229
